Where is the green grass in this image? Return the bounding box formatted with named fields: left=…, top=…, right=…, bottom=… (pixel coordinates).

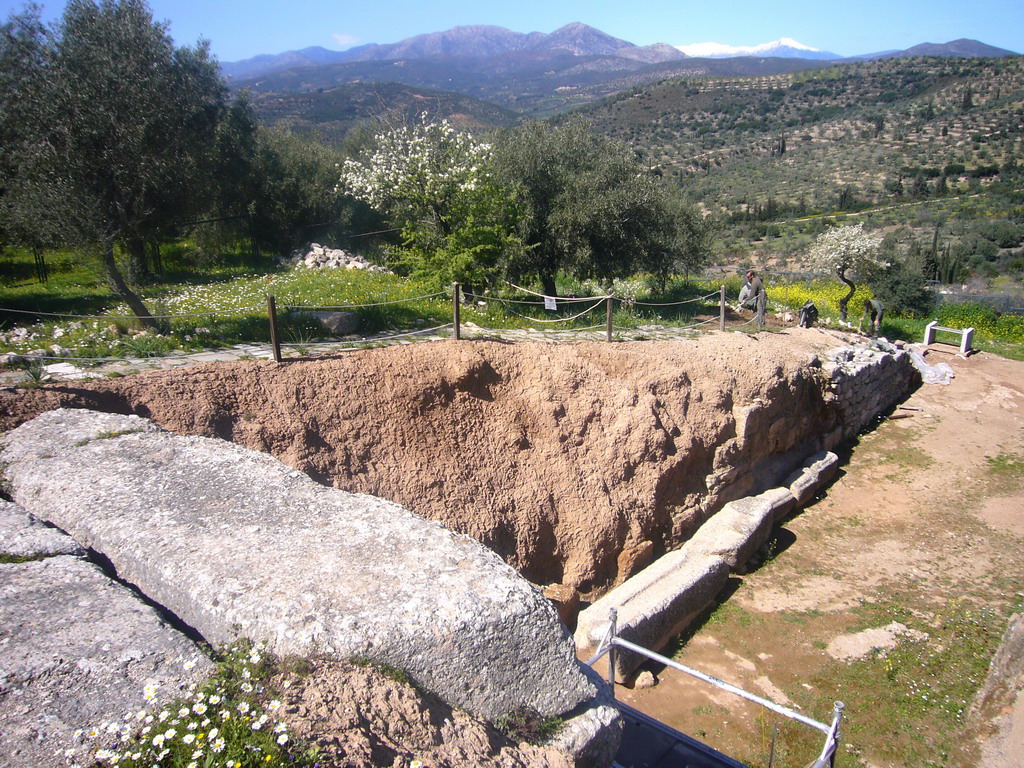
left=3, top=244, right=1023, bottom=364
left=678, top=594, right=1020, bottom=768
left=0, top=553, right=47, bottom=564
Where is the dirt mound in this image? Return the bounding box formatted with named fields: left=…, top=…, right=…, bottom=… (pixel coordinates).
left=276, top=659, right=571, bottom=768
left=0, top=330, right=848, bottom=596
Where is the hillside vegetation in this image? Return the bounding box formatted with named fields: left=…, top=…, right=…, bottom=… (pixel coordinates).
left=563, top=56, right=1024, bottom=279
left=249, top=80, right=522, bottom=144
left=575, top=56, right=1023, bottom=206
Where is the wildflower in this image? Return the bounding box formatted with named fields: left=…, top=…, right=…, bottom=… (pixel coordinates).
left=183, top=733, right=196, bottom=744
left=268, top=699, right=281, bottom=711
left=152, top=733, right=165, bottom=747
left=240, top=681, right=254, bottom=693
left=237, top=701, right=250, bottom=714
left=211, top=736, right=226, bottom=752
left=277, top=733, right=289, bottom=745
left=143, top=683, right=158, bottom=701
left=193, top=702, right=208, bottom=715
left=184, top=658, right=198, bottom=670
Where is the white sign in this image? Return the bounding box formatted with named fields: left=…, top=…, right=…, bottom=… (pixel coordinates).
left=544, top=296, right=557, bottom=311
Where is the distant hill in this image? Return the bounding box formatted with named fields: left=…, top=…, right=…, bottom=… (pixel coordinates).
left=846, top=38, right=1019, bottom=61
left=247, top=80, right=522, bottom=144
left=220, top=46, right=352, bottom=81
left=887, top=38, right=1019, bottom=59
left=569, top=55, right=1024, bottom=218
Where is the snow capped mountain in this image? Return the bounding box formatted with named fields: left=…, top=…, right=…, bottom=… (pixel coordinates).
left=676, top=37, right=841, bottom=60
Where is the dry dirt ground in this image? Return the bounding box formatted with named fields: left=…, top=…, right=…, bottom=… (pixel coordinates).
left=619, top=346, right=1024, bottom=768
left=270, top=659, right=572, bottom=768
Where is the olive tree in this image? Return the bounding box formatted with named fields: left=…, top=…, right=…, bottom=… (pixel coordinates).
left=0, top=0, right=230, bottom=326
left=492, top=118, right=682, bottom=296
left=808, top=223, right=887, bottom=322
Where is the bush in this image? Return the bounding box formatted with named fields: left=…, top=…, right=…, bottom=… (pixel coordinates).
left=868, top=262, right=936, bottom=316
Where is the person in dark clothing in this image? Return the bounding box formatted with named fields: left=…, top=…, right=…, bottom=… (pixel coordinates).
left=741, top=270, right=767, bottom=328
left=861, top=299, right=884, bottom=336
left=798, top=299, right=818, bottom=328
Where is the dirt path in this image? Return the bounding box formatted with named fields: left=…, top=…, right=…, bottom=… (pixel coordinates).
left=620, top=346, right=1024, bottom=768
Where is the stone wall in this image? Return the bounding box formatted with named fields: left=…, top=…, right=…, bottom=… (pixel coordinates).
left=574, top=338, right=919, bottom=677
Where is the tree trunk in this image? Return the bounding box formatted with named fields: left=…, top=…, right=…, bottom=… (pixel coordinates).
left=837, top=268, right=856, bottom=323
left=103, top=245, right=158, bottom=330
left=541, top=272, right=557, bottom=298
left=126, top=236, right=151, bottom=284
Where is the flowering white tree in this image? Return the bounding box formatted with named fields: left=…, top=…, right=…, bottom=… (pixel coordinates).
left=808, top=223, right=887, bottom=321
left=337, top=116, right=518, bottom=287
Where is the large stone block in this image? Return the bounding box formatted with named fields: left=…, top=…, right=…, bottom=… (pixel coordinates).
left=0, top=500, right=83, bottom=558
left=0, top=556, right=210, bottom=768
left=575, top=549, right=730, bottom=679
left=0, top=409, right=595, bottom=722
left=686, top=496, right=775, bottom=570
left=785, top=450, right=840, bottom=508
left=757, top=486, right=797, bottom=523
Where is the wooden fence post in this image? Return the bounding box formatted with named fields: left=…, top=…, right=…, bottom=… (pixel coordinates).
left=720, top=285, right=726, bottom=332
left=453, top=283, right=461, bottom=340
left=606, top=296, right=614, bottom=342
left=266, top=293, right=282, bottom=363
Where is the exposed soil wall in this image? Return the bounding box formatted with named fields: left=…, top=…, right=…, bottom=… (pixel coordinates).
left=0, top=329, right=913, bottom=597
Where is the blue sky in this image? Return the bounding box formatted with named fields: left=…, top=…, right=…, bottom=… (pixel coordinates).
left=6, top=0, right=1023, bottom=62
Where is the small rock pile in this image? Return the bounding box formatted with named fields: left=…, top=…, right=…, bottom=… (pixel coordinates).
left=286, top=243, right=388, bottom=272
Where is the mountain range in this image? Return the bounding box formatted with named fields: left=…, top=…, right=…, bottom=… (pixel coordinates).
left=221, top=22, right=1019, bottom=82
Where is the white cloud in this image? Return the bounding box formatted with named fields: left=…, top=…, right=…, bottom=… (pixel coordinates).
left=331, top=33, right=360, bottom=49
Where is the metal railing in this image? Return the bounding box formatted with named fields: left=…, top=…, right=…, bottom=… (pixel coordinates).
left=587, top=609, right=845, bottom=768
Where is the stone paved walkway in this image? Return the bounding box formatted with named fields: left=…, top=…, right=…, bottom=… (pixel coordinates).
left=2, top=322, right=723, bottom=385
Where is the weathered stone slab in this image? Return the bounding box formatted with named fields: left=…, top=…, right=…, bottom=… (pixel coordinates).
left=686, top=496, right=775, bottom=570
left=0, top=409, right=595, bottom=722
left=0, top=499, right=84, bottom=558
left=575, top=549, right=730, bottom=679
left=0, top=556, right=210, bottom=768
left=786, top=450, right=840, bottom=508
left=757, top=486, right=798, bottom=523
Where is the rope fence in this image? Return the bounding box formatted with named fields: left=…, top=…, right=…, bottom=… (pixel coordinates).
left=1, top=279, right=779, bottom=372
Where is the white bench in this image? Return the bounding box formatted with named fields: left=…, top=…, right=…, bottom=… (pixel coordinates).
left=924, top=320, right=974, bottom=356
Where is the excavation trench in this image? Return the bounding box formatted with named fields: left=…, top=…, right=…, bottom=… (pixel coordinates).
left=0, top=330, right=913, bottom=599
